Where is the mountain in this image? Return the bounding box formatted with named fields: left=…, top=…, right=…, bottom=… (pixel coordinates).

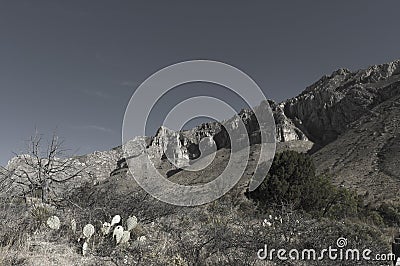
left=284, top=60, right=400, bottom=145
left=296, top=60, right=400, bottom=204
left=109, top=59, right=400, bottom=204
left=5, top=60, right=400, bottom=204
left=270, top=59, right=400, bottom=204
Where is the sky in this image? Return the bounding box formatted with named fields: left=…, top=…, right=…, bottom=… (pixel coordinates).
left=0, top=1, right=399, bottom=165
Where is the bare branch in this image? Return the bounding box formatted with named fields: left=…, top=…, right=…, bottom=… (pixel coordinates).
left=50, top=166, right=87, bottom=183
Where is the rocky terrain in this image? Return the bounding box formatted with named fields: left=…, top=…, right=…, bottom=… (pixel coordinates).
left=284, top=60, right=400, bottom=144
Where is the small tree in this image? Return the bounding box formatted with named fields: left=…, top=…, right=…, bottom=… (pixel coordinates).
left=248, top=150, right=360, bottom=218
left=249, top=151, right=317, bottom=209
left=6, top=130, right=86, bottom=204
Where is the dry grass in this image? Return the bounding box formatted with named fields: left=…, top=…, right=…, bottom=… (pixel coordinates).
left=0, top=169, right=395, bottom=266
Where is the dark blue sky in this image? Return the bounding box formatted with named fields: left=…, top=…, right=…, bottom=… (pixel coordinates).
left=1, top=1, right=399, bottom=165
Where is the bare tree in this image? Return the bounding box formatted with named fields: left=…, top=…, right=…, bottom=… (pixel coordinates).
left=5, top=130, right=87, bottom=204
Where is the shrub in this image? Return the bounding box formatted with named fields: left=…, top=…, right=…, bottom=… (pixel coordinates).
left=248, top=151, right=361, bottom=219
left=30, top=205, right=51, bottom=228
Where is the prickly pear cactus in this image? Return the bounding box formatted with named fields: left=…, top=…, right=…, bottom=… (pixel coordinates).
left=111, top=215, right=121, bottom=226
left=82, top=241, right=88, bottom=256
left=83, top=224, right=95, bottom=239
left=71, top=218, right=76, bottom=233
left=101, top=222, right=111, bottom=235
left=126, top=216, right=138, bottom=231
left=120, top=231, right=131, bottom=244
left=47, top=215, right=60, bottom=230
left=113, top=225, right=124, bottom=244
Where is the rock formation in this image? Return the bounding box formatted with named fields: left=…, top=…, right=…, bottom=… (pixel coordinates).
left=126, top=99, right=309, bottom=169
left=283, top=60, right=400, bottom=144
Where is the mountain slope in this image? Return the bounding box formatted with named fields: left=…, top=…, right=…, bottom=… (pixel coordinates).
left=269, top=59, right=400, bottom=203
left=283, top=60, right=400, bottom=145
left=311, top=93, right=400, bottom=204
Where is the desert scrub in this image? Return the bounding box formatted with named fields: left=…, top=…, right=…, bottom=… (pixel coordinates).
left=0, top=222, right=30, bottom=249
left=0, top=200, right=34, bottom=252
left=0, top=247, right=26, bottom=266
left=30, top=205, right=51, bottom=228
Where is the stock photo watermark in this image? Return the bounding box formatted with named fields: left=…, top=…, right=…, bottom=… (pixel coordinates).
left=257, top=237, right=398, bottom=263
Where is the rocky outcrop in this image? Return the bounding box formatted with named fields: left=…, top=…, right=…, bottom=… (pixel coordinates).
left=148, top=126, right=191, bottom=168
left=283, top=60, right=400, bottom=144
left=126, top=100, right=309, bottom=168
left=269, top=101, right=308, bottom=142
left=75, top=147, right=122, bottom=180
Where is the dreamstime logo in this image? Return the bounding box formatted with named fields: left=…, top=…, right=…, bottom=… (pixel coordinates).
left=336, top=237, right=348, bottom=248
left=257, top=237, right=397, bottom=263
left=122, top=60, right=276, bottom=206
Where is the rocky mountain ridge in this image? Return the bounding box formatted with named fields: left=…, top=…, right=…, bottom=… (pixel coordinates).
left=283, top=60, right=400, bottom=144
left=111, top=59, right=400, bottom=204
left=114, top=59, right=400, bottom=174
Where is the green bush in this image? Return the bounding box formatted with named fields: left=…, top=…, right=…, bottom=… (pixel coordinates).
left=248, top=151, right=361, bottom=219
